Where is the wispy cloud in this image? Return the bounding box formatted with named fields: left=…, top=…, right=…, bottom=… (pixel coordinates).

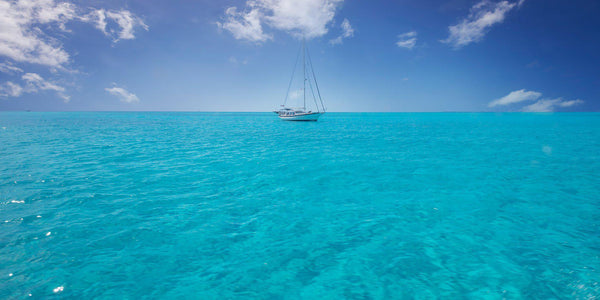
left=0, top=0, right=74, bottom=68
left=22, top=73, right=69, bottom=101
left=489, top=89, right=541, bottom=107
left=23, top=73, right=64, bottom=92
left=105, top=85, right=139, bottom=103
left=557, top=99, right=585, bottom=107
left=526, top=60, right=540, bottom=68
left=490, top=89, right=583, bottom=112
left=0, top=82, right=24, bottom=97
left=522, top=98, right=584, bottom=112
left=442, top=0, right=522, bottom=49
left=82, top=9, right=149, bottom=42
left=396, top=31, right=417, bottom=49
left=228, top=56, right=248, bottom=65
left=0, top=62, right=23, bottom=74
left=0, top=73, right=68, bottom=101
left=218, top=0, right=344, bottom=42
left=330, top=18, right=354, bottom=45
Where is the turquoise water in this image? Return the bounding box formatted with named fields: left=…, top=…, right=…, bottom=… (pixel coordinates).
left=1, top=112, right=599, bottom=299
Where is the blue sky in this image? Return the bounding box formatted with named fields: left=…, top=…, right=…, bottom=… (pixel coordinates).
left=0, top=0, right=598, bottom=112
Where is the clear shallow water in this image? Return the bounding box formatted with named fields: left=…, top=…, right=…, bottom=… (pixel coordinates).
left=1, top=112, right=599, bottom=299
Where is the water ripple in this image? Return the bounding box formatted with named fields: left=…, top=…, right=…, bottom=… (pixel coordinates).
left=0, top=112, right=599, bottom=298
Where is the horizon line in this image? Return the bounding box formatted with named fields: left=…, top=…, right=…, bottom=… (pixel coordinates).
left=0, top=110, right=598, bottom=113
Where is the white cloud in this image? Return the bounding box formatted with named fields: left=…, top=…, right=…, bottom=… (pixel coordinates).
left=0, top=72, right=68, bottom=101
left=83, top=9, right=149, bottom=42
left=0, top=82, right=24, bottom=97
left=261, top=0, right=344, bottom=38
left=491, top=89, right=584, bottom=112
left=557, top=99, right=584, bottom=107
left=0, top=0, right=74, bottom=67
left=107, top=10, right=148, bottom=40
left=330, top=18, right=354, bottom=45
left=522, top=98, right=584, bottom=112
left=442, top=0, right=521, bottom=49
left=218, top=0, right=344, bottom=42
left=341, top=19, right=354, bottom=37
left=228, top=56, right=249, bottom=65
left=0, top=1, right=146, bottom=103
left=105, top=85, right=139, bottom=103
left=87, top=8, right=107, bottom=33
left=22, top=72, right=69, bottom=101
left=0, top=0, right=147, bottom=68
left=23, top=73, right=64, bottom=92
left=488, top=89, right=541, bottom=107
left=396, top=31, right=417, bottom=49
left=217, top=7, right=272, bottom=43
left=521, top=99, right=560, bottom=112
left=0, top=62, right=23, bottom=74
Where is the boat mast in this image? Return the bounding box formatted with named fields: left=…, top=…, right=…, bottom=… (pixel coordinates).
left=306, top=47, right=325, bottom=113
left=302, top=37, right=306, bottom=111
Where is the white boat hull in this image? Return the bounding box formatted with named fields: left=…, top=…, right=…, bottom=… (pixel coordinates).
left=279, top=112, right=323, bottom=121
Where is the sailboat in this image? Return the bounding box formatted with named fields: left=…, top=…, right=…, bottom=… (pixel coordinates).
left=274, top=40, right=326, bottom=121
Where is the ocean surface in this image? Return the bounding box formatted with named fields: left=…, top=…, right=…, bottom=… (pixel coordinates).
left=1, top=112, right=599, bottom=299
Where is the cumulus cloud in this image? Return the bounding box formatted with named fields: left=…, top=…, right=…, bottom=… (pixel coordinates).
left=522, top=98, right=584, bottom=112
left=490, top=89, right=583, bottom=112
left=330, top=18, right=354, bottom=45
left=217, top=7, right=272, bottom=43
left=218, top=0, right=344, bottom=42
left=442, top=0, right=522, bottom=49
left=0, top=0, right=147, bottom=68
left=396, top=31, right=417, bottom=49
left=488, top=89, right=541, bottom=107
left=0, top=1, right=146, bottom=102
left=105, top=85, right=139, bottom=103
left=0, top=73, right=68, bottom=101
